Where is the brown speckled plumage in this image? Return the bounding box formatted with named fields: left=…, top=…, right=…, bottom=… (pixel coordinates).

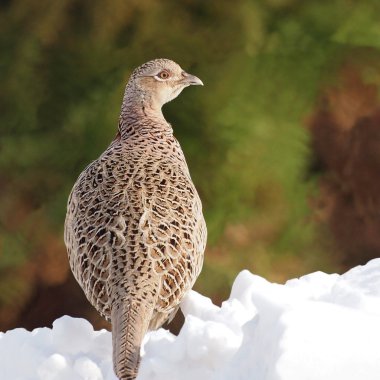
left=64, top=59, right=206, bottom=380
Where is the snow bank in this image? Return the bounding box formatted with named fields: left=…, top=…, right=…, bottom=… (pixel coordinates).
left=1, top=259, right=380, bottom=380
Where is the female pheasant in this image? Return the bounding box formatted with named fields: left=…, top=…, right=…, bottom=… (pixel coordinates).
left=64, top=59, right=207, bottom=380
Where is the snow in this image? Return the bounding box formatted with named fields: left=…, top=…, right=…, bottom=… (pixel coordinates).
left=1, top=259, right=380, bottom=380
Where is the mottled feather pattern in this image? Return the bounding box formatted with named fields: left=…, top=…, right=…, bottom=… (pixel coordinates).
left=64, top=59, right=206, bottom=379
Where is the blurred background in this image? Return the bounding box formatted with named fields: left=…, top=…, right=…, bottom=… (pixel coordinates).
left=1, top=0, right=380, bottom=333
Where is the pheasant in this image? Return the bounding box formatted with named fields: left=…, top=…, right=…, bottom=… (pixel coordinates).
left=64, top=59, right=207, bottom=380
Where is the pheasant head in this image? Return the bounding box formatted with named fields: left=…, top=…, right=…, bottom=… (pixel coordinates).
left=124, top=58, right=203, bottom=112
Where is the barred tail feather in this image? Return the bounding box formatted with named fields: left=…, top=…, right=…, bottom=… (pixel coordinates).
left=111, top=300, right=154, bottom=380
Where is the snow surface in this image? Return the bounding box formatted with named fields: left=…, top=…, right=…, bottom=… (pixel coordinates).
left=2, top=259, right=380, bottom=380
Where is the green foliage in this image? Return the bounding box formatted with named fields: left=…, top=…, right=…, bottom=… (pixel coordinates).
left=1, top=0, right=380, bottom=304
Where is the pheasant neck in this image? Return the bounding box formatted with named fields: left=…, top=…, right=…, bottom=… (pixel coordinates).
left=118, top=87, right=171, bottom=139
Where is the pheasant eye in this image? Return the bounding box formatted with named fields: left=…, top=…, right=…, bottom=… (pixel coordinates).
left=157, top=70, right=170, bottom=80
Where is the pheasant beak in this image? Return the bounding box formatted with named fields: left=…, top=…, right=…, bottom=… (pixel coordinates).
left=181, top=72, right=204, bottom=86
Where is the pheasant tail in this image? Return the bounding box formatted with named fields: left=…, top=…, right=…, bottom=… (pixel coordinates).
left=111, top=300, right=154, bottom=380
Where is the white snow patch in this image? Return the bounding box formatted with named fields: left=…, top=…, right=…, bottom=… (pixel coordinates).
left=1, top=259, right=380, bottom=380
